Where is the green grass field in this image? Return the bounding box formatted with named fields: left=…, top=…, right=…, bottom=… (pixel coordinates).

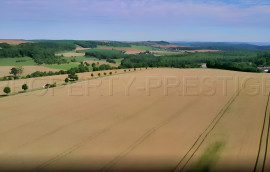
left=131, top=45, right=152, bottom=51
left=113, top=58, right=123, bottom=65
left=0, top=57, right=37, bottom=66
left=63, top=56, right=87, bottom=62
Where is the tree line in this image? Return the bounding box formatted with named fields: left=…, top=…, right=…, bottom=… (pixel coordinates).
left=75, top=41, right=131, bottom=48
left=120, top=51, right=270, bottom=73
left=85, top=49, right=125, bottom=59
left=0, top=42, right=75, bottom=64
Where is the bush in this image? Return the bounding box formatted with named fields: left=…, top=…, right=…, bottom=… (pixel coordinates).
left=71, top=57, right=77, bottom=62
left=65, top=78, right=69, bottom=83
left=109, top=72, right=112, bottom=75
left=99, top=64, right=112, bottom=70
left=3, top=87, right=11, bottom=95
left=68, top=73, right=78, bottom=81
left=22, top=84, right=28, bottom=91
left=106, top=59, right=116, bottom=64
left=51, top=82, right=57, bottom=88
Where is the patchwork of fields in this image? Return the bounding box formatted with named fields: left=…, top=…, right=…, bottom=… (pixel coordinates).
left=0, top=68, right=269, bottom=171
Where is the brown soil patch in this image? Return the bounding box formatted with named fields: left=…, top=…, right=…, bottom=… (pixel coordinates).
left=0, top=40, right=34, bottom=45
left=56, top=52, right=85, bottom=57
left=75, top=46, right=91, bottom=51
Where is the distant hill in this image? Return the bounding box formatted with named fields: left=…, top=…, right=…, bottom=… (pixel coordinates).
left=170, top=41, right=270, bottom=51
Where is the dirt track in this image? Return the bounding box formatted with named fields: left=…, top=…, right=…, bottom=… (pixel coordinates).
left=0, top=68, right=269, bottom=171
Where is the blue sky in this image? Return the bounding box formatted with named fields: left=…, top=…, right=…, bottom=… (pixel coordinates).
left=0, top=0, right=269, bottom=42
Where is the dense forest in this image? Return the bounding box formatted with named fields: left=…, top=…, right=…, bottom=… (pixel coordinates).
left=121, top=51, right=270, bottom=72
left=0, top=42, right=75, bottom=64
left=75, top=41, right=131, bottom=48
left=85, top=49, right=125, bottom=59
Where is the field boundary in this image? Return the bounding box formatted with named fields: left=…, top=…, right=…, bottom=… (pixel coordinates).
left=173, top=88, right=241, bottom=172
left=254, top=92, right=270, bottom=172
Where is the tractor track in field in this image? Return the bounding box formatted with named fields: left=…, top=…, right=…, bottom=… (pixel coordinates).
left=33, top=97, right=167, bottom=171
left=173, top=89, right=240, bottom=172
left=35, top=93, right=202, bottom=171
left=100, top=96, right=203, bottom=171
left=254, top=92, right=270, bottom=172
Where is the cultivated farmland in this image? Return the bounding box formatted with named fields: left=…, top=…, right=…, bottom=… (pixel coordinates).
left=0, top=68, right=269, bottom=171
left=0, top=40, right=34, bottom=45
left=0, top=66, right=59, bottom=77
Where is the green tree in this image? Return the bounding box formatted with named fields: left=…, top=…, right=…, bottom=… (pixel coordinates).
left=84, top=62, right=90, bottom=66
left=91, top=73, right=94, bottom=77
left=109, top=72, right=112, bottom=75
left=3, top=87, right=11, bottom=95
left=65, top=78, right=69, bottom=83
left=98, top=73, right=101, bottom=77
left=22, top=84, right=28, bottom=91
left=68, top=73, right=78, bottom=81
left=10, top=66, right=23, bottom=77
left=104, top=72, right=107, bottom=76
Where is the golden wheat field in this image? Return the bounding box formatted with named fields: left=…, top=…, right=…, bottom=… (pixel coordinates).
left=0, top=66, right=59, bottom=77
left=0, top=68, right=270, bottom=171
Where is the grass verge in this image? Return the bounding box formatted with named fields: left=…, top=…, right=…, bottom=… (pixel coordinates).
left=187, top=141, right=226, bottom=172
